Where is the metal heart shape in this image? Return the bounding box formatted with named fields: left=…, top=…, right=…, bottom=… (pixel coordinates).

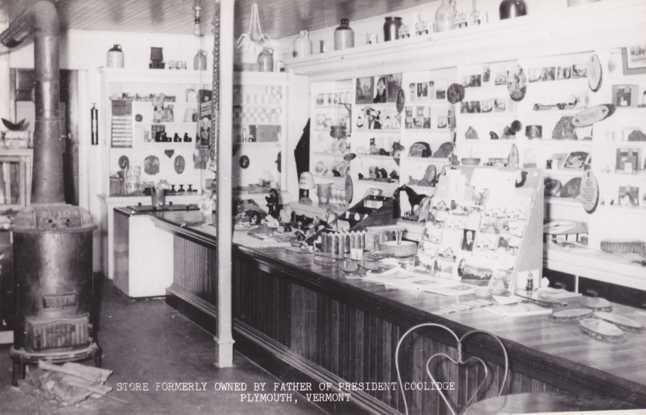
left=164, top=149, right=175, bottom=158
left=395, top=323, right=509, bottom=415
left=426, top=350, right=489, bottom=414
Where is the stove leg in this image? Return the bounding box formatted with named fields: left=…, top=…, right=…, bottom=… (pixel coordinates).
left=94, top=344, right=103, bottom=368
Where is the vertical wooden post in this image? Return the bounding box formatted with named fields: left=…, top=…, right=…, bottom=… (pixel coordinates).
left=214, top=0, right=235, bottom=368
left=0, top=16, right=11, bottom=122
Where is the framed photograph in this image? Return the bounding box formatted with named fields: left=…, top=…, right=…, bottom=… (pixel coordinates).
left=356, top=77, right=374, bottom=104
left=622, top=44, right=646, bottom=75
left=618, top=186, right=639, bottom=207
left=616, top=147, right=640, bottom=173
left=407, top=82, right=417, bottom=101
left=612, top=84, right=639, bottom=107
left=461, top=229, right=476, bottom=252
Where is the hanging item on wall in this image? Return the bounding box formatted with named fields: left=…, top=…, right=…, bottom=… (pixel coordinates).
left=90, top=104, right=99, bottom=145
left=174, top=155, right=186, bottom=174
left=110, top=99, right=133, bottom=148
left=447, top=83, right=465, bottom=104
left=572, top=105, right=616, bottom=127
left=507, top=65, right=527, bottom=101
left=164, top=149, right=175, bottom=159
left=587, top=54, right=603, bottom=92
left=552, top=116, right=578, bottom=140
left=239, top=155, right=250, bottom=169
left=144, top=155, right=160, bottom=175
left=578, top=169, right=599, bottom=214
left=118, top=155, right=130, bottom=170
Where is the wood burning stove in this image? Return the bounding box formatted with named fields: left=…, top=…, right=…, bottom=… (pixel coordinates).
left=1, top=1, right=102, bottom=385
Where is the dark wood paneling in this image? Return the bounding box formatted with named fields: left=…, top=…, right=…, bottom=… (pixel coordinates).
left=164, top=227, right=645, bottom=414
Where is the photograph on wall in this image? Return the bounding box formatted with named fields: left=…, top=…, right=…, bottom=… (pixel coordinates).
left=616, top=147, right=640, bottom=173
left=618, top=186, right=640, bottom=207
left=622, top=44, right=646, bottom=74
left=355, top=76, right=374, bottom=104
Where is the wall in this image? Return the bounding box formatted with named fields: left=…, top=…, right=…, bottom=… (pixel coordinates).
left=6, top=28, right=214, bottom=272
left=275, top=0, right=566, bottom=63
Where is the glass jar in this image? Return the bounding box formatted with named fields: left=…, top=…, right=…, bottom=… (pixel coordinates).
left=394, top=17, right=403, bottom=39
left=106, top=44, right=124, bottom=68
left=293, top=30, right=312, bottom=58
left=257, top=48, right=274, bottom=72
left=434, top=0, right=457, bottom=32
left=193, top=49, right=207, bottom=70
left=334, top=18, right=355, bottom=50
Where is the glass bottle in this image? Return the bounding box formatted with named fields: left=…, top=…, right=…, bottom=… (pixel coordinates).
left=106, top=44, right=124, bottom=68
left=257, top=48, right=274, bottom=72
left=499, top=0, right=527, bottom=19
left=434, top=0, right=457, bottom=32
left=394, top=17, right=403, bottom=39
left=293, top=30, right=312, bottom=58
left=383, top=17, right=396, bottom=42
left=334, top=18, right=355, bottom=50
left=193, top=49, right=207, bottom=70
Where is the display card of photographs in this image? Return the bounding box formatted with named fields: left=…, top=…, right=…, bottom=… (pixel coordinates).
left=406, top=79, right=451, bottom=102
left=616, top=147, right=640, bottom=173
left=527, top=64, right=586, bottom=83
left=355, top=105, right=401, bottom=130
left=618, top=186, right=640, bottom=207
left=356, top=73, right=402, bottom=104
left=460, top=98, right=508, bottom=114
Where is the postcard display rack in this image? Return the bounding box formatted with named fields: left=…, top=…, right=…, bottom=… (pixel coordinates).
left=100, top=69, right=211, bottom=197
left=413, top=167, right=543, bottom=291
left=232, top=73, right=288, bottom=193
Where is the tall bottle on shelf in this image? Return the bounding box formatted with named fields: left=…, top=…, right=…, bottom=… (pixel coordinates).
left=434, top=0, right=457, bottom=32
left=334, top=18, right=355, bottom=51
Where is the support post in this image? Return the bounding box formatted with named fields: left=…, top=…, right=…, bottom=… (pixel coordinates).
left=214, top=0, right=235, bottom=368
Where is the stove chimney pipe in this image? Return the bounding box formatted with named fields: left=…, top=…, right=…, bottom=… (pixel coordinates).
left=1, top=1, right=63, bottom=204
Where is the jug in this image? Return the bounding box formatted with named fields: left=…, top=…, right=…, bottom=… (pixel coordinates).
left=434, top=0, right=456, bottom=32
left=499, top=0, right=527, bottom=19
left=151, top=185, right=167, bottom=208
left=293, top=30, right=311, bottom=58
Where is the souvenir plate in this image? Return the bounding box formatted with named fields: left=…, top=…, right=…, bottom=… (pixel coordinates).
left=587, top=54, right=603, bottom=92
left=578, top=170, right=599, bottom=214
left=174, top=155, right=186, bottom=174
left=118, top=155, right=129, bottom=170
left=345, top=174, right=353, bottom=204
left=143, top=155, right=160, bottom=175
left=447, top=83, right=465, bottom=104
left=572, top=104, right=615, bottom=127
left=594, top=311, right=643, bottom=331
left=581, top=296, right=611, bottom=311
left=579, top=318, right=624, bottom=342
left=552, top=308, right=593, bottom=321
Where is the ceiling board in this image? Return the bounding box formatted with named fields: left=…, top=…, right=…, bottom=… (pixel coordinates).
left=3, top=0, right=437, bottom=38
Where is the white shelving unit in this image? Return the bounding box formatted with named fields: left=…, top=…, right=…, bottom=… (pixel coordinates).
left=287, top=0, right=646, bottom=290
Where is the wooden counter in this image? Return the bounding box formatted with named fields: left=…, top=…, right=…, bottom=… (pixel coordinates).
left=149, top=211, right=646, bottom=414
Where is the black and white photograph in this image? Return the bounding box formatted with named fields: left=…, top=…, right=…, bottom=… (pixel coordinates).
left=0, top=1, right=645, bottom=415
left=355, top=76, right=374, bottom=104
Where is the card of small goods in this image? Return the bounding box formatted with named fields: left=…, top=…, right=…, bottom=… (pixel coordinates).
left=355, top=105, right=401, bottom=130
left=111, top=99, right=133, bottom=148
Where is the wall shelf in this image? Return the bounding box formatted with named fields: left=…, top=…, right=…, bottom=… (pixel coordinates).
left=285, top=1, right=646, bottom=80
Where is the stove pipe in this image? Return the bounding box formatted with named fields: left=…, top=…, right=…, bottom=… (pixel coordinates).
left=1, top=0, right=63, bottom=203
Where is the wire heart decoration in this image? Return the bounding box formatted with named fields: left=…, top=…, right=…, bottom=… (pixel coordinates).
left=395, top=323, right=509, bottom=415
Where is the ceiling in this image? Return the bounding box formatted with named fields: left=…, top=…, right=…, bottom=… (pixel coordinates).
left=1, top=0, right=435, bottom=38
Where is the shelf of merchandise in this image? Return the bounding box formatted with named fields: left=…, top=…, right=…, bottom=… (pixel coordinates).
left=285, top=1, right=646, bottom=80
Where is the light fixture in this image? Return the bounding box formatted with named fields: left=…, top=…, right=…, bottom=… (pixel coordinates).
left=193, top=0, right=202, bottom=37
